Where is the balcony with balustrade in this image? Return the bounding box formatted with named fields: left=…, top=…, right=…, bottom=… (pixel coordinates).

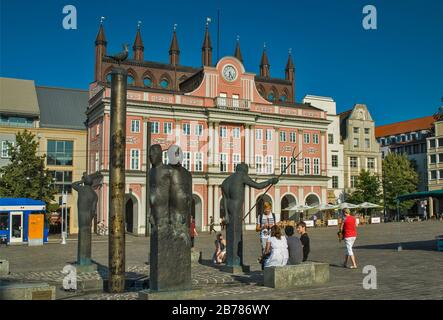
left=214, top=96, right=250, bottom=111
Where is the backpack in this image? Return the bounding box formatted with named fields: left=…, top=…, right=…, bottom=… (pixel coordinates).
left=256, top=212, right=276, bottom=232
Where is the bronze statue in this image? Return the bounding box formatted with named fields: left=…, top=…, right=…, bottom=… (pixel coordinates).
left=221, top=163, right=278, bottom=270
left=149, top=144, right=192, bottom=291
left=72, top=172, right=101, bottom=266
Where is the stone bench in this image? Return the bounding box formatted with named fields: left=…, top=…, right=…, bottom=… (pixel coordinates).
left=0, top=282, right=56, bottom=300
left=264, top=262, right=330, bottom=289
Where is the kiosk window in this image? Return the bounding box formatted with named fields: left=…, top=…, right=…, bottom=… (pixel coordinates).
left=0, top=213, right=8, bottom=230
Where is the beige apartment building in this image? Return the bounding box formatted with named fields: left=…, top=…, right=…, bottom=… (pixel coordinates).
left=427, top=109, right=443, bottom=216
left=339, top=104, right=382, bottom=195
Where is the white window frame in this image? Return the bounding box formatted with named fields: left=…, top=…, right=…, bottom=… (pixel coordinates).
left=303, top=133, right=310, bottom=144
left=256, top=129, right=263, bottom=140
left=313, top=158, right=320, bottom=175
left=290, top=157, right=297, bottom=175
left=290, top=132, right=296, bottom=143
left=266, top=129, right=272, bottom=142
left=1, top=141, right=13, bottom=158
left=164, top=122, right=173, bottom=135
left=131, top=120, right=140, bottom=133
left=162, top=151, right=169, bottom=165
left=304, top=158, right=311, bottom=175
left=332, top=176, right=339, bottom=188
left=350, top=157, right=358, bottom=168
left=151, top=121, right=159, bottom=134
left=232, top=153, right=241, bottom=171
left=280, top=156, right=288, bottom=174
left=195, top=124, right=203, bottom=137
left=130, top=149, right=140, bottom=170
left=265, top=155, right=273, bottom=174
left=255, top=155, right=263, bottom=174
left=194, top=152, right=203, bottom=172
left=95, top=152, right=100, bottom=172
left=233, top=127, right=241, bottom=139
left=220, top=126, right=227, bottom=138
left=367, top=157, right=375, bottom=169
left=220, top=153, right=228, bottom=172
left=280, top=131, right=287, bottom=142
left=183, top=123, right=191, bottom=136
left=183, top=151, right=191, bottom=171
left=313, top=134, right=319, bottom=144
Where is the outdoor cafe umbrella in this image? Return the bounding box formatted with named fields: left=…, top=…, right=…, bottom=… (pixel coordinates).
left=358, top=202, right=382, bottom=218
left=286, top=204, right=314, bottom=211
left=315, top=204, right=339, bottom=211
left=337, top=202, right=359, bottom=210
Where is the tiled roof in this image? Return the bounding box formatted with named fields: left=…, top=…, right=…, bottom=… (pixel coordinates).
left=0, top=77, right=40, bottom=116
left=375, top=116, right=435, bottom=138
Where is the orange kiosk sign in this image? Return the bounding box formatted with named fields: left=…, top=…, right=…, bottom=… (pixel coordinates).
left=28, top=214, right=44, bottom=246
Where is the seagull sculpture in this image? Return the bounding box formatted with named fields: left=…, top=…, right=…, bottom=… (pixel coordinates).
left=106, top=44, right=129, bottom=65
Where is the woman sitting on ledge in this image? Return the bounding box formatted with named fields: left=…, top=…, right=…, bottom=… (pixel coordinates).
left=264, top=225, right=289, bottom=267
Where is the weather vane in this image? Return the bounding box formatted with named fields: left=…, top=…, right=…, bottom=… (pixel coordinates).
left=206, top=17, right=212, bottom=26
left=137, top=21, right=142, bottom=29
left=264, top=42, right=267, bottom=49
left=237, top=35, right=240, bottom=42
left=100, top=16, right=105, bottom=24
left=173, top=23, right=177, bottom=31
left=289, top=48, right=292, bottom=55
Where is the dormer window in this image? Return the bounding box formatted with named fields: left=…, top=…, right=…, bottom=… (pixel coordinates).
left=267, top=92, right=275, bottom=101
left=279, top=95, right=287, bottom=102
left=143, top=77, right=152, bottom=87
left=127, top=75, right=135, bottom=86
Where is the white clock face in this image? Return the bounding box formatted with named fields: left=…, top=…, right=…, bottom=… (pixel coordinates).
left=222, top=65, right=237, bottom=82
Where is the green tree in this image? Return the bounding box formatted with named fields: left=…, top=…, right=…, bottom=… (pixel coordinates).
left=382, top=153, right=419, bottom=213
left=347, top=169, right=382, bottom=206
left=0, top=130, right=56, bottom=210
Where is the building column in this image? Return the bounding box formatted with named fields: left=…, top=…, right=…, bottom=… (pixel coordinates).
left=140, top=183, right=146, bottom=235
left=428, top=196, right=434, bottom=218
left=214, top=122, right=219, bottom=170
left=298, top=129, right=304, bottom=174
left=208, top=121, right=214, bottom=167
left=142, top=120, right=148, bottom=171
left=274, top=127, right=279, bottom=175
left=250, top=125, right=255, bottom=173
left=275, top=186, right=281, bottom=222
left=214, top=185, right=220, bottom=224
left=175, top=119, right=181, bottom=146
left=245, top=125, right=250, bottom=165
left=208, top=184, right=214, bottom=226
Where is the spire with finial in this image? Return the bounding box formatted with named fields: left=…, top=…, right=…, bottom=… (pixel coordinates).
left=234, top=35, right=243, bottom=63
left=260, top=42, right=270, bottom=78
left=94, top=16, right=107, bottom=82
left=202, top=17, right=213, bottom=66
left=285, top=48, right=295, bottom=102
left=133, top=21, right=144, bottom=61
left=169, top=23, right=180, bottom=66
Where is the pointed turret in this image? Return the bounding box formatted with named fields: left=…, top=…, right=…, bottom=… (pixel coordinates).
left=202, top=18, right=213, bottom=66
left=285, top=49, right=295, bottom=102
left=169, top=25, right=180, bottom=66
left=260, top=44, right=270, bottom=78
left=234, top=36, right=243, bottom=63
left=133, top=22, right=144, bottom=61
left=94, top=17, right=107, bottom=82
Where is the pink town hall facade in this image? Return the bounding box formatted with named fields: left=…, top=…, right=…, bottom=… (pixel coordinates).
left=87, top=23, right=330, bottom=234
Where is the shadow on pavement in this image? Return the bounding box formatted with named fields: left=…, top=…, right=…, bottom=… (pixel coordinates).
left=355, top=240, right=438, bottom=252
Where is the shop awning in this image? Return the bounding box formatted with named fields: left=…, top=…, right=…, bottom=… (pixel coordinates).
left=0, top=198, right=46, bottom=211
left=396, top=190, right=443, bottom=202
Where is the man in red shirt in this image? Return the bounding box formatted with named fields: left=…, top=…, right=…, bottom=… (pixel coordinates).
left=340, top=208, right=358, bottom=269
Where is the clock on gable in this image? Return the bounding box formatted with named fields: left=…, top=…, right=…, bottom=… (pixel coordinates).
left=222, top=65, right=237, bottom=82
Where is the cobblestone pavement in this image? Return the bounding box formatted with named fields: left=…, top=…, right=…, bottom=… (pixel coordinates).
left=1, top=221, right=442, bottom=300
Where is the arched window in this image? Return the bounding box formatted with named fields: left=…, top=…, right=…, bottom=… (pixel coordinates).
left=279, top=95, right=287, bottom=102
left=105, top=73, right=112, bottom=83
left=267, top=92, right=275, bottom=102
left=143, top=77, right=152, bottom=87
left=160, top=78, right=169, bottom=89
left=127, top=75, right=135, bottom=86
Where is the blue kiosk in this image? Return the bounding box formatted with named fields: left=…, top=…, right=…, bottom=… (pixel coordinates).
left=0, top=198, right=48, bottom=245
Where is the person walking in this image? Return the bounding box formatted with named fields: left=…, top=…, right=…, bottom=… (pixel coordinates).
left=213, top=233, right=227, bottom=264
left=209, top=216, right=216, bottom=234
left=264, top=225, right=288, bottom=267
left=190, top=216, right=198, bottom=248
left=341, top=208, right=358, bottom=269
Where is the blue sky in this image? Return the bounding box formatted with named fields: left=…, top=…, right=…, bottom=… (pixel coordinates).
left=1, top=0, right=442, bottom=125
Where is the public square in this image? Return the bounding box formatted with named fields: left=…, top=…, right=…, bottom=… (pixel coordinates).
left=1, top=220, right=442, bottom=300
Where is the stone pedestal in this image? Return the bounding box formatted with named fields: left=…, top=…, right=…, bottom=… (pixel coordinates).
left=74, top=263, right=98, bottom=273
left=264, top=262, right=330, bottom=289
left=0, top=260, right=9, bottom=276
left=138, top=289, right=206, bottom=300
left=0, top=283, right=55, bottom=300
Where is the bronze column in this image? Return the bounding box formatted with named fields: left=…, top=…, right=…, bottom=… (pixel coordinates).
left=108, top=67, right=127, bottom=293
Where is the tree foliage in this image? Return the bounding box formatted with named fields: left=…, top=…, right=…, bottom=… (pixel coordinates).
left=346, top=169, right=382, bottom=206
left=382, top=153, right=419, bottom=211
left=0, top=130, right=56, bottom=209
